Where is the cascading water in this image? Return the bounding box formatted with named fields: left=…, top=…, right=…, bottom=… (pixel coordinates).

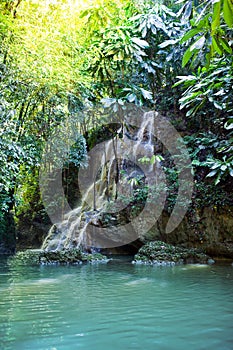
left=42, top=112, right=162, bottom=252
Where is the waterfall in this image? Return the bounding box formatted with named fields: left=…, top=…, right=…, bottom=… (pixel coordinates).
left=42, top=112, right=159, bottom=252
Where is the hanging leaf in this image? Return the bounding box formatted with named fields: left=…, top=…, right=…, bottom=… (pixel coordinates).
left=151, top=25, right=157, bottom=35
left=212, top=36, right=223, bottom=55
left=127, top=93, right=136, bottom=103
left=182, top=47, right=195, bottom=67
left=186, top=105, right=198, bottom=116
left=101, top=98, right=115, bottom=108
left=182, top=1, right=192, bottom=21
left=131, top=37, right=149, bottom=48
left=218, top=37, right=232, bottom=54
left=173, top=75, right=197, bottom=87
left=192, top=159, right=201, bottom=166
left=206, top=169, right=218, bottom=177
left=220, top=164, right=227, bottom=171
left=158, top=39, right=178, bottom=48
left=180, top=28, right=200, bottom=43
left=140, top=88, right=153, bottom=100
left=211, top=0, right=221, bottom=34
left=142, top=26, right=147, bottom=38
left=215, top=173, right=221, bottom=185
left=223, top=0, right=233, bottom=27
left=150, top=155, right=156, bottom=164
left=79, top=9, right=90, bottom=19
left=190, top=36, right=206, bottom=51
left=161, top=5, right=176, bottom=17
left=224, top=118, right=233, bottom=130
left=213, top=101, right=223, bottom=110
left=151, top=17, right=167, bottom=32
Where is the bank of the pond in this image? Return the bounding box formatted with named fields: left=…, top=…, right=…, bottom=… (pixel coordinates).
left=8, top=240, right=220, bottom=266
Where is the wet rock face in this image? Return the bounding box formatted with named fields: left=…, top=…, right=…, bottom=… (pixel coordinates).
left=141, top=207, right=233, bottom=260
left=200, top=207, right=233, bottom=259
left=35, top=109, right=233, bottom=258
left=133, top=241, right=212, bottom=265
left=41, top=111, right=157, bottom=252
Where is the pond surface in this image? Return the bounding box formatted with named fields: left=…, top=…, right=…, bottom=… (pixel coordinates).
left=0, top=257, right=233, bottom=350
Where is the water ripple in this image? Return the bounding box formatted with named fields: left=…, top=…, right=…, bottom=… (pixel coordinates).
left=0, top=261, right=233, bottom=350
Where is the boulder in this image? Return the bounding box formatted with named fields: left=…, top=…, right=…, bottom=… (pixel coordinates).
left=133, top=240, right=212, bottom=265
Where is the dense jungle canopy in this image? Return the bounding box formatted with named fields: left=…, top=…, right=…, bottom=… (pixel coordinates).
left=0, top=0, right=232, bottom=251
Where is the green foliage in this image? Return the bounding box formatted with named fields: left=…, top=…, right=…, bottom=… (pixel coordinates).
left=205, top=156, right=233, bottom=184
left=131, top=2, right=184, bottom=107
left=64, top=134, right=87, bottom=168
left=0, top=0, right=232, bottom=250
left=183, top=132, right=233, bottom=185
left=163, top=166, right=179, bottom=213
left=194, top=181, right=232, bottom=207
left=178, top=0, right=232, bottom=68
left=174, top=57, right=233, bottom=119
left=85, top=24, right=150, bottom=98
left=169, top=0, right=233, bottom=183
left=139, top=154, right=164, bottom=165
left=173, top=0, right=233, bottom=122
left=79, top=0, right=187, bottom=111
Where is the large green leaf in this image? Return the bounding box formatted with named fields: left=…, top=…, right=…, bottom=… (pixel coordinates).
left=218, top=37, right=232, bottom=53
left=211, top=0, right=221, bottom=33
left=180, top=28, right=200, bottom=44
left=182, top=47, right=195, bottom=67
left=223, top=0, right=233, bottom=27
left=212, top=36, right=223, bottom=55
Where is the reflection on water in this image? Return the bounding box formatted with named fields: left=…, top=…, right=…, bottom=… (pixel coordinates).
left=0, top=257, right=233, bottom=350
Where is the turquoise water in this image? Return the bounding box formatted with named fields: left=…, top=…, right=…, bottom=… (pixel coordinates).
left=0, top=257, right=233, bottom=350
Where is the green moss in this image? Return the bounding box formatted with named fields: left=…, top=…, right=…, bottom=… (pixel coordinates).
left=8, top=249, right=109, bottom=265
left=8, top=249, right=43, bottom=266
left=134, top=240, right=211, bottom=264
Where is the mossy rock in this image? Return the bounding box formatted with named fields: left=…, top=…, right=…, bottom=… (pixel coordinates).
left=134, top=241, right=212, bottom=264
left=8, top=249, right=109, bottom=265
left=8, top=249, right=43, bottom=266
left=42, top=249, right=83, bottom=264
left=81, top=252, right=109, bottom=263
